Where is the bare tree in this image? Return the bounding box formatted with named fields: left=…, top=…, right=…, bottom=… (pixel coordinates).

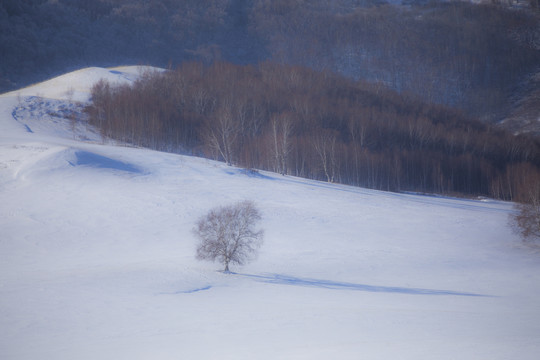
left=194, top=200, right=264, bottom=272
left=312, top=129, right=339, bottom=183
left=270, top=113, right=294, bottom=175
left=202, top=99, right=239, bottom=165
left=510, top=173, right=540, bottom=243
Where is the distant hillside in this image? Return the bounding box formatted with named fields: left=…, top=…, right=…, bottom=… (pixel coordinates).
left=1, top=0, right=539, bottom=133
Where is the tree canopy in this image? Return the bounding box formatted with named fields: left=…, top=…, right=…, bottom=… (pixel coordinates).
left=194, top=200, right=264, bottom=272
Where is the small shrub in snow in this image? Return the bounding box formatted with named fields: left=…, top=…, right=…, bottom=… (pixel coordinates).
left=509, top=176, right=540, bottom=245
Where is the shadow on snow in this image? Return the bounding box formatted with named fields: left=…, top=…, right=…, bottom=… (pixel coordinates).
left=69, top=150, right=143, bottom=174
left=162, top=286, right=212, bottom=295
left=236, top=273, right=490, bottom=297
left=224, top=167, right=274, bottom=180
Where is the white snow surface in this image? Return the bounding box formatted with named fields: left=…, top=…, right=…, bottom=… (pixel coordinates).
left=1, top=67, right=539, bottom=360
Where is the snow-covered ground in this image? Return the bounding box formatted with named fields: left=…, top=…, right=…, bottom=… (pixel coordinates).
left=1, top=67, right=539, bottom=360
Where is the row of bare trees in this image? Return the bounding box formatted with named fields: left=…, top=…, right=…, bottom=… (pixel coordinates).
left=87, top=61, right=540, bottom=200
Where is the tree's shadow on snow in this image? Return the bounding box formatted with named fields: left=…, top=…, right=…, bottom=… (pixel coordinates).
left=236, top=273, right=490, bottom=297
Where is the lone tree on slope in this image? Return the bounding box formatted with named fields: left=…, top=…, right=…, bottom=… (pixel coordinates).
left=193, top=200, right=264, bottom=272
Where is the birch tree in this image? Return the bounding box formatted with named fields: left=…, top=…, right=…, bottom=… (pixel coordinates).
left=270, top=114, right=294, bottom=175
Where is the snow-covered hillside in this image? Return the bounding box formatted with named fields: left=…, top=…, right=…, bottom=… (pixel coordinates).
left=1, top=67, right=539, bottom=360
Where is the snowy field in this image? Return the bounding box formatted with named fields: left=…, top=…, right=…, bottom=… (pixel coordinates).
left=1, top=67, right=539, bottom=360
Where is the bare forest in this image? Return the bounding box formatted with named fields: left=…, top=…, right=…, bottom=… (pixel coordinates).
left=87, top=62, right=540, bottom=201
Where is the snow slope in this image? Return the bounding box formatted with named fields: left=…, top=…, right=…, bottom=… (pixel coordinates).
left=1, top=67, right=539, bottom=360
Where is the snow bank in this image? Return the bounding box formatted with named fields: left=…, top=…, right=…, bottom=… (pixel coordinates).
left=1, top=66, right=159, bottom=102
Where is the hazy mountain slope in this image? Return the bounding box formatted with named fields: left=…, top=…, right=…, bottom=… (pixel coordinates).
left=1, top=1, right=538, bottom=133
left=1, top=67, right=540, bottom=359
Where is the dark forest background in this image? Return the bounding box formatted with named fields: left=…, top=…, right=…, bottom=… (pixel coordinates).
left=1, top=0, right=539, bottom=132
left=2, top=0, right=540, bottom=200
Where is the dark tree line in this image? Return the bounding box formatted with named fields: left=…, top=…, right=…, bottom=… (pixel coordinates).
left=250, top=0, right=540, bottom=123
left=1, top=0, right=539, bottom=135
left=0, top=0, right=258, bottom=91
left=86, top=62, right=540, bottom=200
